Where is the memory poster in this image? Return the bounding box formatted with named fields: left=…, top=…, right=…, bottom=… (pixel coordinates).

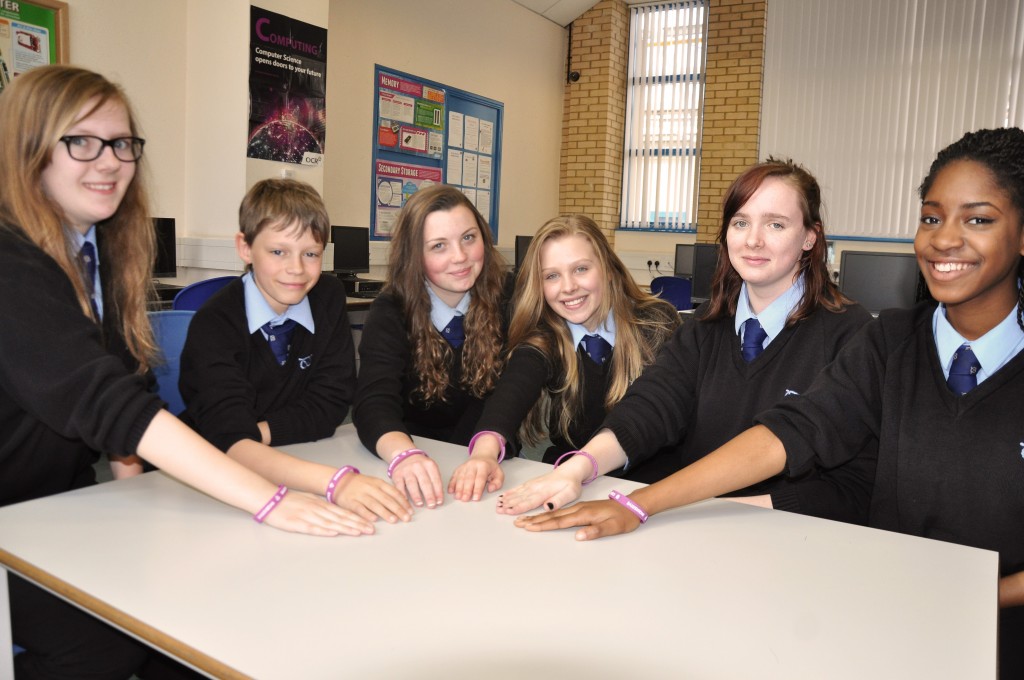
left=247, top=6, right=327, bottom=166
left=376, top=71, right=445, bottom=160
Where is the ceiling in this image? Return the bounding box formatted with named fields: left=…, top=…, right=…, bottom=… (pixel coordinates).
left=510, top=0, right=646, bottom=27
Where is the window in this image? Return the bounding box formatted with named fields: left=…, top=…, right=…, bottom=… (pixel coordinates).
left=761, top=0, right=1024, bottom=240
left=620, top=1, right=708, bottom=232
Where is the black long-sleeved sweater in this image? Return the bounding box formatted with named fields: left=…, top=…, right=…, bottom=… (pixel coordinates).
left=179, top=275, right=356, bottom=452
left=353, top=290, right=505, bottom=452
left=605, top=302, right=875, bottom=523
left=0, top=225, right=162, bottom=506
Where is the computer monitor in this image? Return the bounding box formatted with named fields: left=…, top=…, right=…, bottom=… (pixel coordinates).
left=691, top=243, right=719, bottom=303
left=674, top=243, right=695, bottom=278
left=332, top=226, right=370, bottom=280
left=838, top=251, right=920, bottom=314
left=152, top=217, right=177, bottom=279
left=515, top=235, right=533, bottom=272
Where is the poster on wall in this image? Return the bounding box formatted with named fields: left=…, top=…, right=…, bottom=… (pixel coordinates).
left=247, top=6, right=327, bottom=166
left=445, top=109, right=496, bottom=216
left=376, top=71, right=445, bottom=159
left=0, top=0, right=67, bottom=91
left=374, top=159, right=442, bottom=236
left=371, top=65, right=502, bottom=240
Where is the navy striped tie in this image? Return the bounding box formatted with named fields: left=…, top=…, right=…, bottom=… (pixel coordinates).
left=442, top=315, right=465, bottom=348
left=741, top=318, right=767, bottom=362
left=263, top=319, right=297, bottom=365
left=947, top=343, right=980, bottom=395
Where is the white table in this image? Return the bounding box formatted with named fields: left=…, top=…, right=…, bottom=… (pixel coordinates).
left=0, top=426, right=999, bottom=679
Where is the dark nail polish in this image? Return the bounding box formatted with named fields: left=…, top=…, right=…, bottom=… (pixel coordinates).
left=546, top=502, right=554, bottom=510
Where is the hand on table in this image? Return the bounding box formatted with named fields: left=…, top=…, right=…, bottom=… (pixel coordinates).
left=496, top=469, right=582, bottom=515
left=391, top=454, right=444, bottom=509
left=514, top=499, right=641, bottom=541
left=448, top=457, right=504, bottom=502
left=264, top=491, right=376, bottom=536
left=335, top=473, right=413, bottom=523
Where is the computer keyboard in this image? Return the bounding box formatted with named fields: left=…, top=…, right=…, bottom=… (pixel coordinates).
left=349, top=291, right=380, bottom=299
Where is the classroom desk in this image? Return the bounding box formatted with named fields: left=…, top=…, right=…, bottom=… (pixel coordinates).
left=0, top=426, right=998, bottom=679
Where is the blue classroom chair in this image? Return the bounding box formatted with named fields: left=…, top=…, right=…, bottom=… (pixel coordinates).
left=650, top=275, right=693, bottom=311
left=172, top=276, right=236, bottom=311
left=148, top=310, right=196, bottom=415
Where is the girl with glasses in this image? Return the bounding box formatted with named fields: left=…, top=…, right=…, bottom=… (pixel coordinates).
left=0, top=65, right=371, bottom=678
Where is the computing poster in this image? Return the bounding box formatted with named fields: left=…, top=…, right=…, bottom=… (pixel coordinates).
left=247, top=6, right=327, bottom=166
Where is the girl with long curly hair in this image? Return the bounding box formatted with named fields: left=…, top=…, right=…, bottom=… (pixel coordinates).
left=353, top=185, right=510, bottom=509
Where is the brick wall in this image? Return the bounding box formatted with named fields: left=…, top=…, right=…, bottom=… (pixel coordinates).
left=697, top=0, right=766, bottom=242
left=559, top=0, right=629, bottom=242
left=559, top=0, right=766, bottom=245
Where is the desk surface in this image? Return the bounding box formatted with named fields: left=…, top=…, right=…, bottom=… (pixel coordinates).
left=0, top=427, right=998, bottom=679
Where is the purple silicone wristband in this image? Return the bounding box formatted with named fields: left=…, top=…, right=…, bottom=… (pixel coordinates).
left=552, top=450, right=599, bottom=485
left=467, top=430, right=506, bottom=464
left=608, top=490, right=649, bottom=523
left=325, top=465, right=360, bottom=504
left=387, top=449, right=427, bottom=478
left=253, top=485, right=288, bottom=524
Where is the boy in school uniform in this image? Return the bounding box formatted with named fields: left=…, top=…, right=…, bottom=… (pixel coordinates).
left=179, top=178, right=410, bottom=524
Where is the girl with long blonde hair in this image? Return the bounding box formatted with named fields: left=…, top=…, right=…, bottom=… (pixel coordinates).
left=499, top=160, right=873, bottom=520
left=449, top=215, right=679, bottom=501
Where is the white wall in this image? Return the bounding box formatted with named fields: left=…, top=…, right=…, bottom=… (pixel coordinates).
left=63, top=0, right=188, bottom=222
left=325, top=0, right=566, bottom=247
left=61, top=0, right=564, bottom=284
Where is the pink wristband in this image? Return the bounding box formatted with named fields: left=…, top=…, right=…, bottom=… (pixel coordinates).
left=552, top=450, right=599, bottom=485
left=387, top=448, right=427, bottom=478
left=325, top=465, right=360, bottom=504
left=467, top=430, right=506, bottom=464
left=608, top=490, right=649, bottom=523
left=253, top=485, right=288, bottom=523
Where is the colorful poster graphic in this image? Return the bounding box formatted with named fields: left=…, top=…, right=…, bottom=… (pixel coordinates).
left=374, top=160, right=442, bottom=237
left=247, top=7, right=327, bottom=166
left=376, top=71, right=445, bottom=160
left=0, top=1, right=61, bottom=91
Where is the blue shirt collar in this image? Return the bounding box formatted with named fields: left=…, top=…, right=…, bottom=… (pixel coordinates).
left=243, top=271, right=315, bottom=334
left=427, top=282, right=471, bottom=332
left=568, top=311, right=616, bottom=348
left=734, top=277, right=805, bottom=345
left=932, top=299, right=1024, bottom=384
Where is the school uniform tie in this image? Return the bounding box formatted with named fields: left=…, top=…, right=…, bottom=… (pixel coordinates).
left=442, top=314, right=465, bottom=348
left=77, top=241, right=100, bottom=319
left=741, top=318, right=767, bottom=362
left=262, top=319, right=297, bottom=366
left=947, top=343, right=981, bottom=395
left=581, top=334, right=612, bottom=365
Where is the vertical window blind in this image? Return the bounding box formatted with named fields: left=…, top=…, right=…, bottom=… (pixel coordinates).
left=620, top=1, right=708, bottom=232
left=761, top=0, right=1024, bottom=240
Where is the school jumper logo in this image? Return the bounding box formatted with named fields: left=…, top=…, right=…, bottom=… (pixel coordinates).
left=784, top=389, right=799, bottom=397
left=298, top=355, right=313, bottom=370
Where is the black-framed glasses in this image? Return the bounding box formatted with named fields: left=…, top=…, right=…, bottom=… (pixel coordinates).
left=58, top=135, right=146, bottom=162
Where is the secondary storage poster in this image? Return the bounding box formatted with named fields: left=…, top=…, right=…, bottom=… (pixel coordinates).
left=247, top=6, right=327, bottom=166
left=0, top=1, right=61, bottom=92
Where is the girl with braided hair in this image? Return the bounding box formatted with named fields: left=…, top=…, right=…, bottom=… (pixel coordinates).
left=514, top=128, right=1024, bottom=676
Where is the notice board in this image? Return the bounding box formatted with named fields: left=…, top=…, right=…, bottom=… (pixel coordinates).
left=371, top=65, right=503, bottom=240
